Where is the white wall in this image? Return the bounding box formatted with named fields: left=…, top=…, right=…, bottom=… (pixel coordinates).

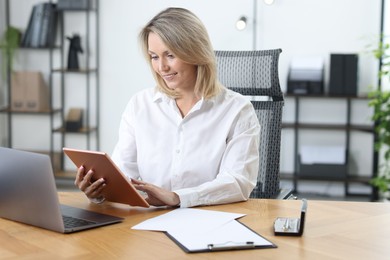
left=252, top=0, right=381, bottom=176
left=256, top=0, right=381, bottom=93
left=99, top=0, right=382, bottom=179
left=0, top=0, right=383, bottom=176
left=99, top=0, right=255, bottom=153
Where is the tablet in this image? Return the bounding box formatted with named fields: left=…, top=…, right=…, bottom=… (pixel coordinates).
left=63, top=147, right=149, bottom=208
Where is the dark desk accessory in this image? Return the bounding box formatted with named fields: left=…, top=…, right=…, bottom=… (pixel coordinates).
left=274, top=199, right=307, bottom=236
left=67, top=34, right=83, bottom=70
left=329, top=54, right=358, bottom=96
left=65, top=108, right=83, bottom=132
left=287, top=57, right=324, bottom=95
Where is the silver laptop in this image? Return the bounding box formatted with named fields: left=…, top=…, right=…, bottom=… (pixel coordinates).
left=0, top=147, right=123, bottom=233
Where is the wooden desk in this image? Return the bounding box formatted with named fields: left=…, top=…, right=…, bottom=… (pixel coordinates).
left=0, top=192, right=389, bottom=259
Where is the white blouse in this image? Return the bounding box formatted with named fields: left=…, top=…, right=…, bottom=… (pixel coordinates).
left=112, top=87, right=260, bottom=207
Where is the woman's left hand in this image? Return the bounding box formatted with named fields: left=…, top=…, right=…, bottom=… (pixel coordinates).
left=131, top=179, right=180, bottom=207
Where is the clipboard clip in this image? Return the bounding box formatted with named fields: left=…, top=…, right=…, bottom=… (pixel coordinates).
left=207, top=241, right=255, bottom=251
left=274, top=198, right=307, bottom=236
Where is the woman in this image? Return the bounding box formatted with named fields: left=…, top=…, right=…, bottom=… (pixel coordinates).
left=75, top=7, right=260, bottom=208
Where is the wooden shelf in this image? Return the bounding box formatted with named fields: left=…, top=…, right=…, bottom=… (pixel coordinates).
left=54, top=171, right=75, bottom=179
left=19, top=46, right=61, bottom=50
left=0, top=107, right=62, bottom=114
left=285, top=93, right=369, bottom=99
left=52, top=68, right=97, bottom=73
left=281, top=172, right=372, bottom=183
left=282, top=123, right=374, bottom=132
left=53, top=126, right=97, bottom=134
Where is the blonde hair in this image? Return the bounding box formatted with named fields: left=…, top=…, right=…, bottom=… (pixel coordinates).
left=139, top=7, right=222, bottom=99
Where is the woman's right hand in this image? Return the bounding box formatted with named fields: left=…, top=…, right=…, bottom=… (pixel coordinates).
left=74, top=166, right=106, bottom=202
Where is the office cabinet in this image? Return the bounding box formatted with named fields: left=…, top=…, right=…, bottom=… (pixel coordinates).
left=0, top=0, right=61, bottom=169
left=281, top=94, right=377, bottom=199
left=0, top=0, right=99, bottom=173
left=53, top=0, right=100, bottom=171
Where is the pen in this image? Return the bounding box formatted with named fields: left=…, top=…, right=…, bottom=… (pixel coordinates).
left=207, top=241, right=255, bottom=251
left=283, top=218, right=290, bottom=231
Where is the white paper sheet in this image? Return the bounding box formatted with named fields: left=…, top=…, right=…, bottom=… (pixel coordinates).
left=132, top=208, right=275, bottom=252
left=132, top=208, right=245, bottom=233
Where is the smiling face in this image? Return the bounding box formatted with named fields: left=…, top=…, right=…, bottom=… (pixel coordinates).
left=148, top=32, right=197, bottom=94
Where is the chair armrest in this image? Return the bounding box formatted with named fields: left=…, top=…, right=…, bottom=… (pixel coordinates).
left=272, top=189, right=296, bottom=200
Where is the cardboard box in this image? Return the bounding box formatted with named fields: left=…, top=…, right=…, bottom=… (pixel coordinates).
left=11, top=71, right=49, bottom=112
left=65, top=108, right=83, bottom=132
left=10, top=73, right=25, bottom=110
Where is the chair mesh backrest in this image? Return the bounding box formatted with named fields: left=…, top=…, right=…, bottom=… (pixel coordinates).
left=215, top=49, right=284, bottom=198
left=215, top=49, right=283, bottom=100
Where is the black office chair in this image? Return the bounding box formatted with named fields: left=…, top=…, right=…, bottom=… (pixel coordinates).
left=215, top=49, right=292, bottom=199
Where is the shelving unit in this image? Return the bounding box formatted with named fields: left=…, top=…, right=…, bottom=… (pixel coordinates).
left=281, top=94, right=377, bottom=200
left=0, top=0, right=61, bottom=169
left=54, top=2, right=100, bottom=170
left=0, top=0, right=99, bottom=173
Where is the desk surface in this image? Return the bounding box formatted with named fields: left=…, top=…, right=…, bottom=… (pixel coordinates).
left=0, top=192, right=389, bottom=259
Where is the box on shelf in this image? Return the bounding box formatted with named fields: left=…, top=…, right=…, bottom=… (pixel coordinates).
left=329, top=53, right=358, bottom=96
left=11, top=71, right=49, bottom=112
left=287, top=56, right=324, bottom=95
left=65, top=108, right=83, bottom=132
left=298, top=160, right=347, bottom=179
left=297, top=146, right=347, bottom=179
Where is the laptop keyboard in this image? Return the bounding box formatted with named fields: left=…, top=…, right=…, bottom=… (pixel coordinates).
left=63, top=215, right=97, bottom=228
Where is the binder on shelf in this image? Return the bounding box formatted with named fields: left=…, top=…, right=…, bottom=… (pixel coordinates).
left=21, top=3, right=58, bottom=48
left=22, top=3, right=36, bottom=47
left=329, top=54, right=358, bottom=96
left=39, top=3, right=58, bottom=47
left=21, top=6, right=35, bottom=47
left=30, top=3, right=43, bottom=47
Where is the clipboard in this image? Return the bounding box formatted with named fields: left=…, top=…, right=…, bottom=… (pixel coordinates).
left=164, top=220, right=277, bottom=253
